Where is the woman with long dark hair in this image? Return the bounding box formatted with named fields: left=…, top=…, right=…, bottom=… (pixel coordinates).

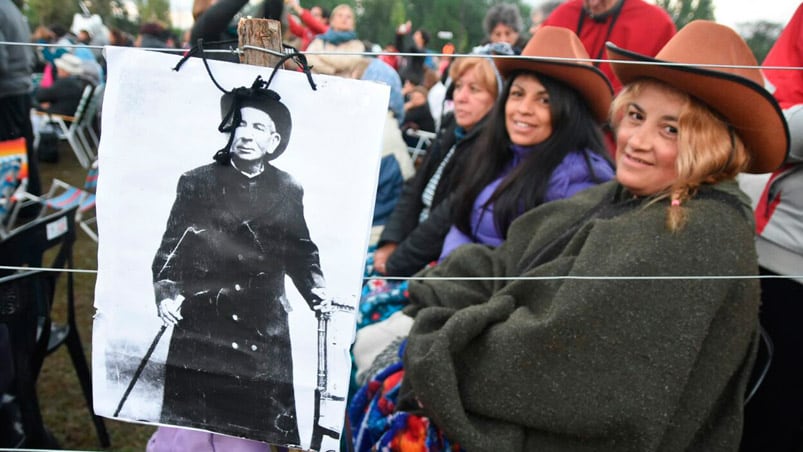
left=440, top=26, right=614, bottom=258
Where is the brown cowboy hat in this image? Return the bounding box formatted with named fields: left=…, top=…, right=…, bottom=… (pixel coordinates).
left=607, top=20, right=789, bottom=174
left=495, top=26, right=613, bottom=123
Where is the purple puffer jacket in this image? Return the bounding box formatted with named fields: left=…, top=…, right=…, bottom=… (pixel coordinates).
left=439, top=148, right=614, bottom=260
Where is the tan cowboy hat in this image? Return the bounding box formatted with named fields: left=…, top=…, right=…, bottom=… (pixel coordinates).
left=607, top=20, right=789, bottom=174
left=495, top=26, right=613, bottom=123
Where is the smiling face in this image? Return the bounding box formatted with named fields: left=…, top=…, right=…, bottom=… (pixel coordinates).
left=230, top=107, right=281, bottom=162
left=452, top=64, right=497, bottom=131
left=614, top=83, right=685, bottom=196
left=489, top=22, right=520, bottom=45
left=505, top=74, right=553, bottom=146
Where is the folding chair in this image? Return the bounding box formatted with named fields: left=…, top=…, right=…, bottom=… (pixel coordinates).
left=0, top=270, right=56, bottom=448
left=0, top=206, right=110, bottom=448
left=32, top=84, right=95, bottom=168
left=745, top=323, right=774, bottom=406
left=26, top=160, right=99, bottom=242
left=76, top=83, right=104, bottom=162
left=405, top=128, right=437, bottom=164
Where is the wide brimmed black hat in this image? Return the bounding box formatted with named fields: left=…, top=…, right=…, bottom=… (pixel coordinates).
left=220, top=89, right=292, bottom=160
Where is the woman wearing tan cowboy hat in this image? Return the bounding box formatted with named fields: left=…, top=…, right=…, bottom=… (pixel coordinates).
left=348, top=21, right=788, bottom=451
left=439, top=25, right=614, bottom=259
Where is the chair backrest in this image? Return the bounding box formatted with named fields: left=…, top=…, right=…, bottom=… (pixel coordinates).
left=0, top=205, right=78, bottom=277
left=71, top=84, right=96, bottom=127
left=81, top=84, right=104, bottom=128
left=84, top=160, right=99, bottom=192
left=745, top=323, right=774, bottom=405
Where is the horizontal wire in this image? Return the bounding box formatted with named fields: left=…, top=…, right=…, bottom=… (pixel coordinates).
left=1, top=40, right=803, bottom=71
left=1, top=265, right=802, bottom=282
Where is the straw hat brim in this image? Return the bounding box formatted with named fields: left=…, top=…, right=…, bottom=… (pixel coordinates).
left=607, top=43, right=789, bottom=174
left=495, top=57, right=613, bottom=123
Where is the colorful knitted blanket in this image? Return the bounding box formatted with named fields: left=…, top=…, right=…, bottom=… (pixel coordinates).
left=348, top=342, right=462, bottom=452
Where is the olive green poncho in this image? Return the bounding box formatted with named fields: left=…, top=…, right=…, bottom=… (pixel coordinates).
left=403, top=181, right=760, bottom=451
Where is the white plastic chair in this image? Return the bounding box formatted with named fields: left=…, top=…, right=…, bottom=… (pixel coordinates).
left=405, top=129, right=437, bottom=164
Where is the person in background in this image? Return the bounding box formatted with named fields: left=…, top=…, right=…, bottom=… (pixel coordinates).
left=305, top=4, right=365, bottom=77
left=529, top=0, right=564, bottom=35
left=395, top=20, right=438, bottom=84
left=349, top=21, right=787, bottom=451
left=189, top=0, right=284, bottom=63
left=0, top=0, right=42, bottom=200
left=351, top=58, right=416, bottom=240
left=35, top=53, right=93, bottom=116
left=543, top=0, right=675, bottom=92
left=377, top=43, right=399, bottom=71
left=740, top=4, right=803, bottom=451
left=31, top=25, right=55, bottom=73
left=108, top=27, right=133, bottom=47
left=437, top=42, right=455, bottom=78
left=286, top=0, right=328, bottom=50
left=37, top=24, right=72, bottom=90
left=401, top=84, right=436, bottom=144
left=135, top=22, right=168, bottom=49
left=76, top=29, right=91, bottom=45
left=482, top=3, right=528, bottom=53
left=372, top=55, right=503, bottom=277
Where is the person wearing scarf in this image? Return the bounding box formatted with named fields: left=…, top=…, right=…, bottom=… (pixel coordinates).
left=305, top=4, right=365, bottom=77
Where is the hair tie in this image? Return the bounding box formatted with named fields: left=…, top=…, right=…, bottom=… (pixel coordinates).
left=671, top=199, right=681, bottom=207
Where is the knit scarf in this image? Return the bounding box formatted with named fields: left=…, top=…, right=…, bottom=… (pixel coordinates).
left=317, top=29, right=358, bottom=45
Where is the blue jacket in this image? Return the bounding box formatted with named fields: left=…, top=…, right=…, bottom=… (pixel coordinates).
left=373, top=154, right=404, bottom=226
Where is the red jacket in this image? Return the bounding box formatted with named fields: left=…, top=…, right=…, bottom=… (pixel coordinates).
left=544, top=0, right=676, bottom=92
left=287, top=8, right=328, bottom=50
left=762, top=3, right=803, bottom=109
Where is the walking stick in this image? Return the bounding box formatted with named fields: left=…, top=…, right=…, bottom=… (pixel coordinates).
left=113, top=324, right=167, bottom=417
left=112, top=226, right=201, bottom=417
left=310, top=301, right=353, bottom=451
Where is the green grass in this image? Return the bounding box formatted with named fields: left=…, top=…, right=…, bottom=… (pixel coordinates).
left=35, top=143, right=156, bottom=451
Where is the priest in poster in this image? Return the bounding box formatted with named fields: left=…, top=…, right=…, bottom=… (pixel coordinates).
left=151, top=86, right=330, bottom=446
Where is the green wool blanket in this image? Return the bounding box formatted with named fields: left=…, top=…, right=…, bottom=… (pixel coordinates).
left=403, top=181, right=760, bottom=451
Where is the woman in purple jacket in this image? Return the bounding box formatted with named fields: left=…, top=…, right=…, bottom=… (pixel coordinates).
left=440, top=26, right=615, bottom=259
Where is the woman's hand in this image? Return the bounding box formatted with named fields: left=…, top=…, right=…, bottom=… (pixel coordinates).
left=373, top=243, right=398, bottom=274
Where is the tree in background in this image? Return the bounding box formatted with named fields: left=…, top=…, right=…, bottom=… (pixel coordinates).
left=133, top=0, right=172, bottom=26
left=24, top=0, right=81, bottom=29
left=738, top=21, right=784, bottom=64
left=23, top=0, right=166, bottom=35
left=655, top=0, right=781, bottom=65
left=314, top=0, right=530, bottom=52
left=655, top=0, right=714, bottom=29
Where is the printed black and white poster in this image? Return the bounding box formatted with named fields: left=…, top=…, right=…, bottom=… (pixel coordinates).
left=92, top=46, right=388, bottom=451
